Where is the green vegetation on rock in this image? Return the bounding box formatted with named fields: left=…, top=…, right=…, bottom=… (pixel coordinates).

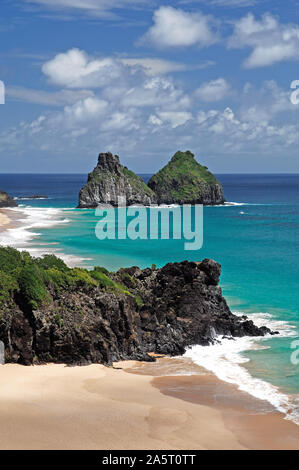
left=79, top=150, right=225, bottom=207
left=120, top=166, right=154, bottom=198
left=0, top=247, right=139, bottom=311
left=78, top=152, right=157, bottom=207
left=148, top=150, right=225, bottom=205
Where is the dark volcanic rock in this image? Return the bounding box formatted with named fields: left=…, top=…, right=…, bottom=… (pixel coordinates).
left=78, top=152, right=157, bottom=208
left=0, top=259, right=274, bottom=366
left=0, top=190, right=17, bottom=208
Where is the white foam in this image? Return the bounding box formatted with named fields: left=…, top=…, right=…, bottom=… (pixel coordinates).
left=211, top=201, right=270, bottom=207
left=0, top=207, right=86, bottom=267
left=14, top=197, right=50, bottom=201
left=184, top=312, right=299, bottom=425
left=225, top=201, right=246, bottom=206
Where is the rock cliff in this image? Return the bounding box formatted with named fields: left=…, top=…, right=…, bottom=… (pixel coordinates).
left=0, top=248, right=274, bottom=366
left=79, top=150, right=225, bottom=208
left=148, top=151, right=225, bottom=205
left=78, top=152, right=157, bottom=207
left=0, top=190, right=17, bottom=208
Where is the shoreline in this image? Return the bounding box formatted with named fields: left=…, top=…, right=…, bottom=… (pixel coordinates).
left=127, top=358, right=299, bottom=450
left=0, top=206, right=86, bottom=267
left=0, top=359, right=298, bottom=450
left=0, top=206, right=298, bottom=442
left=0, top=208, right=19, bottom=230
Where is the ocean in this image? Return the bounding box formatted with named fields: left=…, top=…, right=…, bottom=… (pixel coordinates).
left=0, top=173, right=298, bottom=424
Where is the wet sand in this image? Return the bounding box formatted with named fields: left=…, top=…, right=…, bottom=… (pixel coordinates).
left=0, top=209, right=11, bottom=229
left=0, top=359, right=298, bottom=450
left=128, top=358, right=299, bottom=450
left=0, top=208, right=24, bottom=232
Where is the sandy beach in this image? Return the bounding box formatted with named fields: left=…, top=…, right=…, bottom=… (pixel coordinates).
left=0, top=209, right=12, bottom=229
left=0, top=359, right=298, bottom=450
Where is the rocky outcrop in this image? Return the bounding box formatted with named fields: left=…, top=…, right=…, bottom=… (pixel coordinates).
left=148, top=151, right=225, bottom=205
left=78, top=152, right=157, bottom=208
left=78, top=150, right=225, bottom=208
left=0, top=190, right=17, bottom=208
left=0, top=258, right=274, bottom=366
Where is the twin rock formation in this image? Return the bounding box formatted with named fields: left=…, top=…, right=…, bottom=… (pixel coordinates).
left=78, top=151, right=225, bottom=208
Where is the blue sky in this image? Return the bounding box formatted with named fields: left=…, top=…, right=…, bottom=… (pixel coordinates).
left=1, top=0, right=299, bottom=173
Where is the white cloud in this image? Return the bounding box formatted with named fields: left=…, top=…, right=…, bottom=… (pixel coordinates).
left=121, top=77, right=191, bottom=109
left=195, top=0, right=256, bottom=6
left=3, top=46, right=299, bottom=166
left=195, top=78, right=231, bottom=102
left=42, top=49, right=124, bottom=88
left=120, top=58, right=187, bottom=76
left=140, top=6, right=218, bottom=48
left=24, top=0, right=148, bottom=18
left=156, top=111, right=193, bottom=128
left=229, top=13, right=299, bottom=68
left=6, top=86, right=94, bottom=106
left=63, top=97, right=108, bottom=123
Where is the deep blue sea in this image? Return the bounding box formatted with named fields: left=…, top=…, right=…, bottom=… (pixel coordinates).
left=0, top=173, right=298, bottom=423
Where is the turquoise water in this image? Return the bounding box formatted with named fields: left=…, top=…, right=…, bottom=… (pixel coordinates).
left=0, top=174, right=298, bottom=418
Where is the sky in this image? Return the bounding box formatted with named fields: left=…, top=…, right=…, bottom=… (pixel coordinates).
left=1, top=0, right=299, bottom=173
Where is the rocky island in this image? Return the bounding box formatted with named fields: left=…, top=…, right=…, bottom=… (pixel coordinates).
left=148, top=150, right=225, bottom=205
left=0, top=190, right=17, bottom=208
left=0, top=247, right=273, bottom=365
left=78, top=152, right=157, bottom=208
left=78, top=150, right=225, bottom=207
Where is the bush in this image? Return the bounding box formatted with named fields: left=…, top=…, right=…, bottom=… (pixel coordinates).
left=0, top=271, right=18, bottom=304
left=90, top=269, right=117, bottom=288
left=93, top=266, right=110, bottom=275
left=69, top=268, right=97, bottom=288
left=36, top=254, right=69, bottom=272
left=0, top=247, right=23, bottom=274
left=44, top=267, right=69, bottom=291
left=18, top=264, right=48, bottom=309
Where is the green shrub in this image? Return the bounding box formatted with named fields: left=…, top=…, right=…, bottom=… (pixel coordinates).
left=69, top=268, right=97, bottom=288
left=54, top=314, right=64, bottom=327
left=18, top=264, right=49, bottom=309
left=135, top=295, right=144, bottom=308
left=90, top=269, right=131, bottom=296
left=93, top=266, right=110, bottom=275
left=36, top=254, right=69, bottom=272
left=0, top=271, right=18, bottom=304
left=90, top=269, right=117, bottom=288
left=45, top=267, right=69, bottom=291
left=0, top=247, right=23, bottom=274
